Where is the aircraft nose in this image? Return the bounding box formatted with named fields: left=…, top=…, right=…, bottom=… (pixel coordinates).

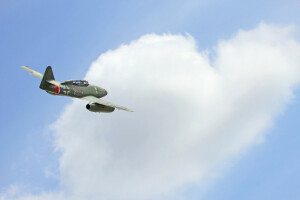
left=104, top=89, right=108, bottom=96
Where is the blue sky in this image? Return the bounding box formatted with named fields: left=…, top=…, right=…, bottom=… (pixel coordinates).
left=0, top=0, right=300, bottom=199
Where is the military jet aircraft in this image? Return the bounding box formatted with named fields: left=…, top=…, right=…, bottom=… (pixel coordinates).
left=22, top=66, right=133, bottom=113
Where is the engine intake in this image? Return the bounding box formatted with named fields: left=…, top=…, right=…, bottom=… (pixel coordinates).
left=86, top=103, right=115, bottom=113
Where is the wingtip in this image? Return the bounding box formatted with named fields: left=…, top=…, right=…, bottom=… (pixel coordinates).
left=118, top=108, right=134, bottom=112
left=21, top=66, right=30, bottom=71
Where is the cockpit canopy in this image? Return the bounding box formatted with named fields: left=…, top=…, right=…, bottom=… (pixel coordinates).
left=61, top=80, right=89, bottom=87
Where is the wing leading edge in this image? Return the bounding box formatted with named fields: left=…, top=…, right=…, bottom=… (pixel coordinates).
left=82, top=96, right=133, bottom=112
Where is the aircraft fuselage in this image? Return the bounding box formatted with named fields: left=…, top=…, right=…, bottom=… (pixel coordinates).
left=46, top=84, right=107, bottom=99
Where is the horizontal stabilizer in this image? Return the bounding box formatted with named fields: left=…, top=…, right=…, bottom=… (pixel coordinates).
left=47, top=80, right=61, bottom=86
left=21, top=66, right=43, bottom=79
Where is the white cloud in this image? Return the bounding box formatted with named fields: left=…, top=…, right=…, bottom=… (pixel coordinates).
left=2, top=23, right=300, bottom=200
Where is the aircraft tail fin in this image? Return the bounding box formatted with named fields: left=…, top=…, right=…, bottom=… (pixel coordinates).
left=40, top=66, right=55, bottom=90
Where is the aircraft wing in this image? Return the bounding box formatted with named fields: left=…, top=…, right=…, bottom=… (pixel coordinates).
left=21, top=66, right=43, bottom=79
left=22, top=66, right=61, bottom=85
left=82, top=96, right=133, bottom=112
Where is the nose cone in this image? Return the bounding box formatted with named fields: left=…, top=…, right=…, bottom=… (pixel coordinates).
left=98, top=86, right=107, bottom=97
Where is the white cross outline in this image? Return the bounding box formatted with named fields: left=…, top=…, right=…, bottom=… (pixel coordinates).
left=94, top=87, right=98, bottom=94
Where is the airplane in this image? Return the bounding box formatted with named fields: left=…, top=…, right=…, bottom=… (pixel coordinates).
left=22, top=66, right=133, bottom=113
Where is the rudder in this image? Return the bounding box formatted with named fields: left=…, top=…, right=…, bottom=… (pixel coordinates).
left=40, top=66, right=55, bottom=90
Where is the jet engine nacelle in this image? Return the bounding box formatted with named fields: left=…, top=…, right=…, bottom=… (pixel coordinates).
left=86, top=103, right=115, bottom=113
